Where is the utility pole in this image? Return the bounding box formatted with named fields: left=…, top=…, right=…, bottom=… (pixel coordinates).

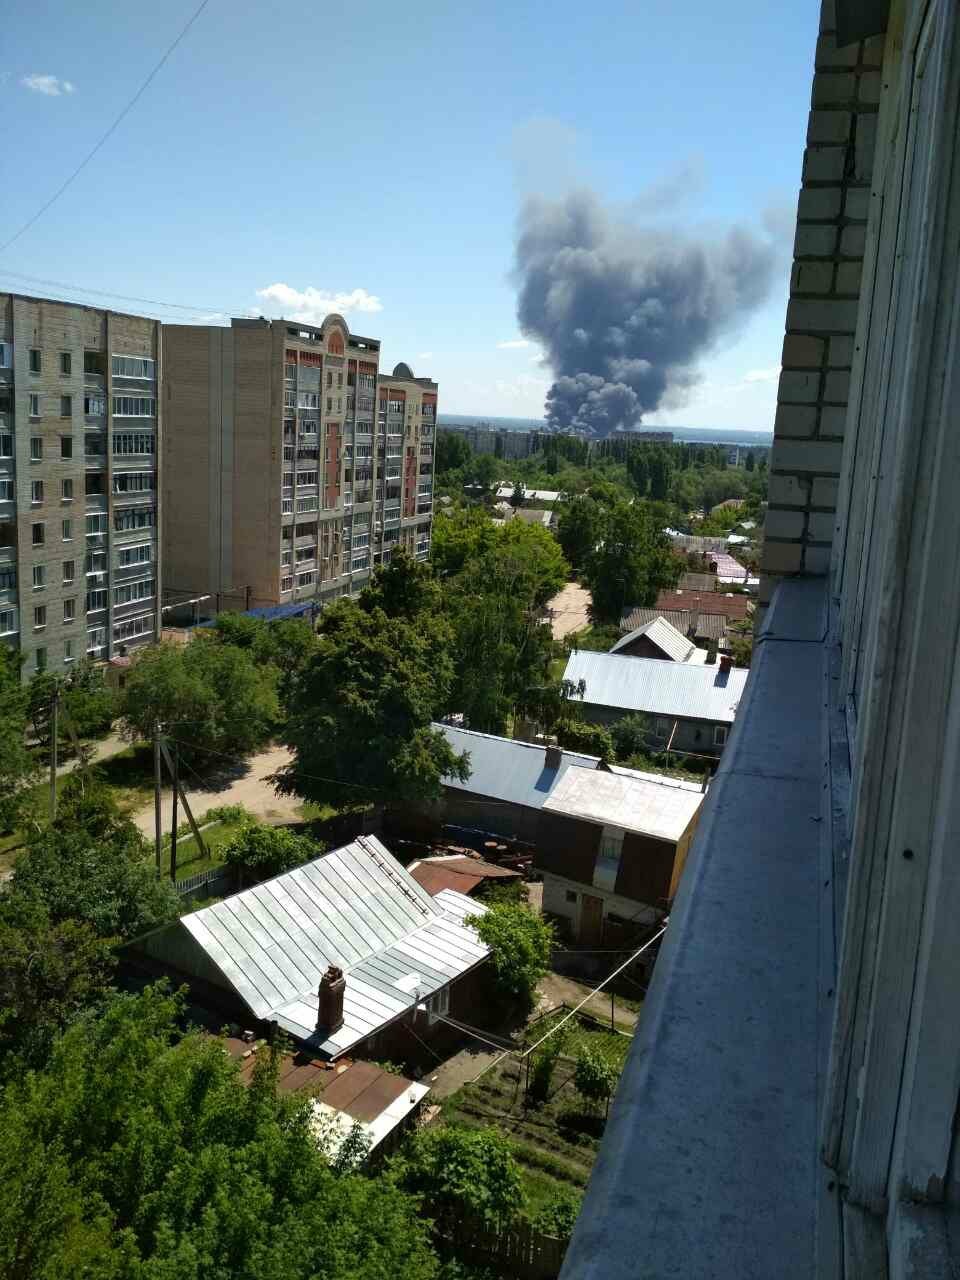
left=169, top=743, right=179, bottom=883
left=153, top=722, right=163, bottom=877
left=48, top=686, right=59, bottom=821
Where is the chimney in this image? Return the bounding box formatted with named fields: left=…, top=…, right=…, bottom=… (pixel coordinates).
left=316, top=965, right=345, bottom=1034
left=545, top=744, right=563, bottom=770
left=719, top=654, right=733, bottom=675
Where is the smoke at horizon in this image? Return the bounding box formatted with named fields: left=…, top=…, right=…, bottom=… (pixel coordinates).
left=513, top=189, right=777, bottom=434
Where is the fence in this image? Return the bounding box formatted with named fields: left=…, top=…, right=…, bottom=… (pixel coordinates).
left=440, top=1213, right=566, bottom=1280
left=174, top=864, right=236, bottom=904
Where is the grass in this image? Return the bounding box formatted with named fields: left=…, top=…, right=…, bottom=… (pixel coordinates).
left=92, top=743, right=156, bottom=814
left=527, top=1009, right=632, bottom=1067
left=296, top=801, right=338, bottom=822
left=160, top=813, right=249, bottom=878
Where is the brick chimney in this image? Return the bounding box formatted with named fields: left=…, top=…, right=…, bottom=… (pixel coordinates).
left=545, top=744, right=563, bottom=770
left=718, top=654, right=733, bottom=675
left=316, top=965, right=345, bottom=1034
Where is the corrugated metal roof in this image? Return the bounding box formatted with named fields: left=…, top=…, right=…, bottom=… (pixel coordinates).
left=563, top=650, right=748, bottom=723
left=437, top=723, right=599, bottom=810
left=606, top=764, right=705, bottom=794
left=620, top=607, right=695, bottom=637
left=408, top=855, right=520, bottom=898
left=655, top=589, right=753, bottom=621
left=609, top=616, right=706, bottom=664
left=678, top=573, right=719, bottom=592
left=495, top=485, right=560, bottom=504
left=181, top=837, right=488, bottom=1058
left=542, top=766, right=703, bottom=842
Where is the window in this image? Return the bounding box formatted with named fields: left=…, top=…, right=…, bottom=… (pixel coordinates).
left=34, top=648, right=46, bottom=673
left=0, top=564, right=16, bottom=592
left=59, top=352, right=72, bottom=376
left=61, top=477, right=73, bottom=501
left=85, top=550, right=107, bottom=575
left=63, top=638, right=74, bottom=662
left=60, top=395, right=72, bottom=418
left=117, top=542, right=151, bottom=568
left=63, top=599, right=76, bottom=623
left=28, top=394, right=40, bottom=418
left=280, top=575, right=294, bottom=593
left=111, top=395, right=156, bottom=417
left=565, top=890, right=578, bottom=904
left=297, top=392, right=318, bottom=409
left=62, top=560, right=75, bottom=584
left=0, top=609, right=15, bottom=635
left=87, top=626, right=106, bottom=654
left=85, top=473, right=104, bottom=497
left=112, top=432, right=155, bottom=456
left=326, top=397, right=332, bottom=412
left=114, top=506, right=155, bottom=531
left=31, top=480, right=43, bottom=505
left=86, top=588, right=108, bottom=612
left=61, top=436, right=73, bottom=459
left=62, top=519, right=73, bottom=541
left=111, top=354, right=155, bottom=379
left=0, top=435, right=11, bottom=458
left=0, top=479, right=11, bottom=502
left=326, top=371, right=333, bottom=388
left=594, top=826, right=625, bottom=893
left=29, top=349, right=41, bottom=373
left=86, top=513, right=108, bottom=535
left=0, top=343, right=10, bottom=368
left=298, top=470, right=318, bottom=486
left=113, top=577, right=154, bottom=606
left=30, top=437, right=42, bottom=461
left=31, top=522, right=44, bottom=547
left=113, top=471, right=155, bottom=495
left=655, top=717, right=671, bottom=737
left=713, top=725, right=728, bottom=748
left=32, top=565, right=45, bottom=589
left=296, top=570, right=315, bottom=587
left=113, top=613, right=153, bottom=643
left=33, top=606, right=46, bottom=630
left=84, top=393, right=105, bottom=416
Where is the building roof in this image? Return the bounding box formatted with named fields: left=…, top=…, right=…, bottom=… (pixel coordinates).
left=710, top=552, right=750, bottom=581
left=562, top=650, right=748, bottom=723
left=179, top=836, right=489, bottom=1057
left=655, top=589, right=752, bottom=621
left=678, top=572, right=720, bottom=592
left=513, top=506, right=554, bottom=527
left=408, top=855, right=520, bottom=897
left=495, top=484, right=560, bottom=505
left=542, top=765, right=703, bottom=842
left=313, top=1061, right=431, bottom=1157
left=665, top=531, right=729, bottom=554
left=606, top=763, right=705, bottom=793
left=609, top=616, right=707, bottom=664
left=711, top=498, right=746, bottom=513
left=620, top=606, right=695, bottom=637
left=436, top=723, right=599, bottom=810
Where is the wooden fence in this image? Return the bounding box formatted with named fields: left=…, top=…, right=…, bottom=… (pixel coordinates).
left=440, top=1213, right=567, bottom=1280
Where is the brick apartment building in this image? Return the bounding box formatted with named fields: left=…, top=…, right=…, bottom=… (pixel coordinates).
left=161, top=314, right=435, bottom=612
left=0, top=294, right=161, bottom=678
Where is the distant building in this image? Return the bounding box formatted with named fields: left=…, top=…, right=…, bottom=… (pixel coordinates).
left=609, top=616, right=708, bottom=664
left=494, top=484, right=561, bottom=507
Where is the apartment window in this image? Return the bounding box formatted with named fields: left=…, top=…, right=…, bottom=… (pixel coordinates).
left=30, top=437, right=42, bottom=461
left=29, top=349, right=41, bottom=373
left=296, top=571, right=315, bottom=587
left=63, top=638, right=74, bottom=662
left=62, top=560, right=75, bottom=584
left=61, top=436, right=73, bottom=459
left=61, top=478, right=74, bottom=502
left=87, top=627, right=106, bottom=654
left=85, top=473, right=104, bottom=497
left=34, top=648, right=46, bottom=673
left=297, top=392, right=318, bottom=409
left=85, top=550, right=108, bottom=575
left=0, top=343, right=10, bottom=368
left=60, top=395, right=72, bottom=418
left=86, top=588, right=107, bottom=612
left=117, top=542, right=151, bottom=568
left=353, top=532, right=370, bottom=549
left=62, top=519, right=73, bottom=540
left=32, top=522, right=44, bottom=547
left=111, top=395, right=156, bottom=417
left=28, top=394, right=40, bottom=418
left=32, top=565, right=45, bottom=589
left=351, top=553, right=369, bottom=571
left=337, top=397, right=342, bottom=411
left=113, top=471, right=155, bottom=495
left=282, top=471, right=294, bottom=490
left=714, top=725, right=729, bottom=748
left=0, top=435, right=11, bottom=458
left=84, top=393, right=105, bottom=416
left=59, top=352, right=72, bottom=376
left=284, top=390, right=296, bottom=409
left=326, top=371, right=333, bottom=388
left=280, top=575, right=293, bottom=593
left=0, top=609, right=15, bottom=635
left=112, top=432, right=155, bottom=456
left=114, top=506, right=155, bottom=531
left=31, top=480, right=43, bottom=505
left=111, top=354, right=155, bottom=379
left=326, top=397, right=333, bottom=412
left=113, top=577, right=154, bottom=606
left=113, top=613, right=153, bottom=643
left=86, top=513, right=108, bottom=535
left=63, top=599, right=76, bottom=624
left=0, top=564, right=16, bottom=592
left=0, top=479, right=11, bottom=502
left=298, top=470, right=318, bottom=486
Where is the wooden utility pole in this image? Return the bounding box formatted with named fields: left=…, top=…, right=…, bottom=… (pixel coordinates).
left=153, top=722, right=163, bottom=876
left=158, top=740, right=207, bottom=881
left=169, top=745, right=179, bottom=882
left=48, top=687, right=59, bottom=821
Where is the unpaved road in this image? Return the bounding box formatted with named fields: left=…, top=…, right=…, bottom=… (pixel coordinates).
left=130, top=744, right=301, bottom=835
left=546, top=581, right=593, bottom=640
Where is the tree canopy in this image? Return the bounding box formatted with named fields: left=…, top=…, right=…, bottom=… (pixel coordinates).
left=468, top=902, right=553, bottom=1005
left=222, top=819, right=322, bottom=880
left=0, top=647, right=36, bottom=833
left=392, top=1125, right=525, bottom=1230
left=582, top=501, right=681, bottom=622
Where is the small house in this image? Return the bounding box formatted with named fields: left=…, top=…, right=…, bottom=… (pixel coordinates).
left=608, top=615, right=708, bottom=664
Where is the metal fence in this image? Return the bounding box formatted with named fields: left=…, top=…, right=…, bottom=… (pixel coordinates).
left=174, top=865, right=236, bottom=903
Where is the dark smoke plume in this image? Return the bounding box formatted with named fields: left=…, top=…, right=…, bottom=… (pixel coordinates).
left=514, top=190, right=776, bottom=435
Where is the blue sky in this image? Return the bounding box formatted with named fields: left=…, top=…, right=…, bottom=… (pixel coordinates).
left=3, top=0, right=818, bottom=428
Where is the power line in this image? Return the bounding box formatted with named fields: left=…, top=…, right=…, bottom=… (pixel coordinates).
left=0, top=269, right=230, bottom=318
left=0, top=0, right=213, bottom=257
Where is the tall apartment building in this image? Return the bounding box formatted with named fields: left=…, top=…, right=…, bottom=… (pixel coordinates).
left=0, top=294, right=161, bottom=679
left=161, top=314, right=435, bottom=612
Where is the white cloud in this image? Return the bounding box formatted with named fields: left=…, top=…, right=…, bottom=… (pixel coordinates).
left=418, top=351, right=433, bottom=360
left=742, top=366, right=780, bottom=383
left=22, top=74, right=74, bottom=96
left=255, top=283, right=383, bottom=324
left=497, top=338, right=530, bottom=350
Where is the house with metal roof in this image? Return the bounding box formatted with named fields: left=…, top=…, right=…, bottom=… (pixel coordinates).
left=432, top=722, right=601, bottom=842
left=608, top=616, right=708, bottom=664
left=562, top=649, right=749, bottom=757
left=129, top=835, right=490, bottom=1060
left=537, top=765, right=704, bottom=945
left=407, top=854, right=521, bottom=899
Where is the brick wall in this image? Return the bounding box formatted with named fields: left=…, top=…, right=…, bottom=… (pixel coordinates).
left=760, top=0, right=885, bottom=603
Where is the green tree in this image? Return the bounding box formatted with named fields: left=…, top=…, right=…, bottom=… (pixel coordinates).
left=0, top=648, right=37, bottom=834
left=28, top=660, right=117, bottom=749
left=393, top=1125, right=525, bottom=1230
left=278, top=599, right=468, bottom=811
left=610, top=712, right=652, bottom=761
left=574, top=1046, right=618, bottom=1112
left=464, top=452, right=499, bottom=493
left=556, top=495, right=604, bottom=572
left=530, top=1188, right=582, bottom=1240
left=469, top=902, right=553, bottom=1005
left=509, top=480, right=526, bottom=509
left=583, top=502, right=681, bottom=622
left=120, top=634, right=279, bottom=759
left=0, top=985, right=439, bottom=1279
left=555, top=720, right=615, bottom=760
left=435, top=430, right=472, bottom=477
left=430, top=507, right=498, bottom=578
left=222, top=819, right=322, bottom=880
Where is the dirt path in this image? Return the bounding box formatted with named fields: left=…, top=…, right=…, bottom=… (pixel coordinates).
left=546, top=581, right=593, bottom=640
left=129, top=744, right=301, bottom=835
left=535, top=971, right=639, bottom=1030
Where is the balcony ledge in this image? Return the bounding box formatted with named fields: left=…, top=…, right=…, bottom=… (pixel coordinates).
left=562, top=576, right=840, bottom=1280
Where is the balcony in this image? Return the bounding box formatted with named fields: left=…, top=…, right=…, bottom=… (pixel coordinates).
left=83, top=371, right=105, bottom=389
left=281, top=498, right=293, bottom=515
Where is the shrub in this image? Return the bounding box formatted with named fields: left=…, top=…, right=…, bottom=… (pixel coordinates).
left=393, top=1125, right=525, bottom=1229
left=574, top=1046, right=618, bottom=1111
left=468, top=903, right=553, bottom=1005
left=554, top=720, right=615, bottom=761
left=530, top=1188, right=582, bottom=1240
left=222, top=821, right=323, bottom=880
left=610, top=713, right=651, bottom=761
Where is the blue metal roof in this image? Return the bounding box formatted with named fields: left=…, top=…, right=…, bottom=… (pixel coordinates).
left=435, top=723, right=599, bottom=810
left=196, top=599, right=318, bottom=627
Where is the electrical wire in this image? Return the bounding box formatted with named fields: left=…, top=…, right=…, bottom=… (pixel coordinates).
left=0, top=269, right=230, bottom=318
left=0, top=0, right=213, bottom=257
